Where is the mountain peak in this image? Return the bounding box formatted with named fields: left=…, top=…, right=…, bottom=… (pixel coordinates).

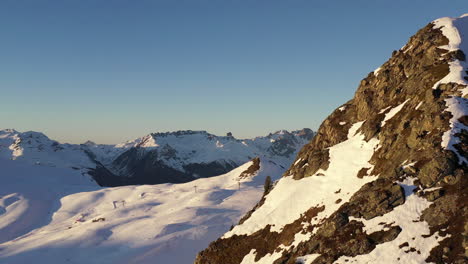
left=195, top=16, right=467, bottom=264
left=82, top=140, right=97, bottom=146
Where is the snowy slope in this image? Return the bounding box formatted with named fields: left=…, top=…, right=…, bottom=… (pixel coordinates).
left=0, top=157, right=285, bottom=264
left=0, top=158, right=98, bottom=245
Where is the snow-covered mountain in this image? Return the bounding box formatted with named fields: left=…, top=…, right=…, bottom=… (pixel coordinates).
left=0, top=128, right=314, bottom=263
left=0, top=128, right=314, bottom=186
left=0, top=129, right=96, bottom=169
left=91, top=129, right=314, bottom=186
left=196, top=15, right=468, bottom=264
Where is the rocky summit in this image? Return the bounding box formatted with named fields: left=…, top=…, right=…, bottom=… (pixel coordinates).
left=195, top=15, right=468, bottom=264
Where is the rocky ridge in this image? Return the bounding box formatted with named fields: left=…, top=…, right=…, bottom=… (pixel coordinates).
left=195, top=15, right=468, bottom=264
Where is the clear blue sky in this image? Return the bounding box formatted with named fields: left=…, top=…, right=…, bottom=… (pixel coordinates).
left=1, top=1, right=466, bottom=144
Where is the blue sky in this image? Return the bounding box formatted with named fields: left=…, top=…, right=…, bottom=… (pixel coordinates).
left=1, top=0, right=466, bottom=144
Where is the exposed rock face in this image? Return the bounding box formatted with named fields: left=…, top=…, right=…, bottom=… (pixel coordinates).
left=195, top=16, right=468, bottom=264
left=239, top=157, right=261, bottom=179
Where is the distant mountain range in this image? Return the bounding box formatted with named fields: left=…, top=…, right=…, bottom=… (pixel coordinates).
left=0, top=128, right=315, bottom=186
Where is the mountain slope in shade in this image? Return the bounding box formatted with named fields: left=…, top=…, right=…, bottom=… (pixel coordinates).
left=195, top=15, right=468, bottom=264
left=0, top=158, right=284, bottom=264
left=0, top=129, right=314, bottom=186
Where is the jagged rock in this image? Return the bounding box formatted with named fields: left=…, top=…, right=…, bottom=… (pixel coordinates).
left=344, top=179, right=405, bottom=220
left=239, top=157, right=261, bottom=179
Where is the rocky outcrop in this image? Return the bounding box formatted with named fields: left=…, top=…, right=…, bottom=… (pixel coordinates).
left=195, top=15, right=467, bottom=264
left=239, top=157, right=261, bottom=179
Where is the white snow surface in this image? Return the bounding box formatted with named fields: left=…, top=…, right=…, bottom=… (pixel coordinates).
left=223, top=121, right=380, bottom=252
left=241, top=249, right=284, bottom=264
left=441, top=97, right=468, bottom=164
left=373, top=67, right=382, bottom=76
left=381, top=99, right=409, bottom=127
left=415, top=101, right=423, bottom=110
left=0, top=157, right=285, bottom=264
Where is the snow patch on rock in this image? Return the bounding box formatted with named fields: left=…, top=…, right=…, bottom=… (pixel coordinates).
left=381, top=99, right=409, bottom=127
left=432, top=15, right=468, bottom=96
left=441, top=97, right=468, bottom=164
left=337, top=178, right=445, bottom=264
left=241, top=249, right=284, bottom=264
left=296, top=253, right=321, bottom=264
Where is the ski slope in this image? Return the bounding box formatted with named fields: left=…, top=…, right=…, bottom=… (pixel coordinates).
left=0, top=158, right=284, bottom=263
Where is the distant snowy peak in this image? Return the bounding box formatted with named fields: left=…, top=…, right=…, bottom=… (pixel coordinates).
left=0, top=129, right=95, bottom=170
left=82, top=140, right=97, bottom=146
left=91, top=128, right=314, bottom=186
left=101, top=128, right=314, bottom=166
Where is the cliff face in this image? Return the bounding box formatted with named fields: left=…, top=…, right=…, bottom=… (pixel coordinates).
left=195, top=16, right=468, bottom=264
